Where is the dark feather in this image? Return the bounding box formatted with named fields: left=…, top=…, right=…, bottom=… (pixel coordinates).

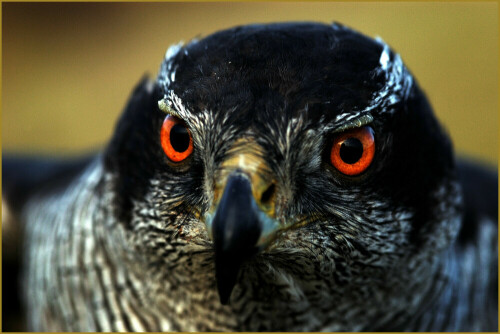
left=2, top=154, right=95, bottom=214
left=456, top=158, right=498, bottom=243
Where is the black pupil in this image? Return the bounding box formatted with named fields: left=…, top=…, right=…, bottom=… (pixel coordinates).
left=339, top=138, right=364, bottom=164
left=170, top=124, right=190, bottom=152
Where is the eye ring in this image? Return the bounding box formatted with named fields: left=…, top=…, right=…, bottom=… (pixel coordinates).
left=160, top=115, right=194, bottom=162
left=330, top=126, right=375, bottom=176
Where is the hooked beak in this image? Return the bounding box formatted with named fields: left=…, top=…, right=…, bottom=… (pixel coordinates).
left=211, top=172, right=261, bottom=304
left=204, top=143, right=280, bottom=304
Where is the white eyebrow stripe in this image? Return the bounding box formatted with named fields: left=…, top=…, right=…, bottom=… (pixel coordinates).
left=379, top=40, right=391, bottom=70
left=334, top=114, right=374, bottom=133
left=318, top=113, right=374, bottom=136
left=334, top=38, right=414, bottom=124
left=158, top=39, right=413, bottom=134
left=160, top=90, right=193, bottom=121
left=335, top=111, right=362, bottom=123
left=157, top=42, right=184, bottom=90
left=371, top=38, right=414, bottom=113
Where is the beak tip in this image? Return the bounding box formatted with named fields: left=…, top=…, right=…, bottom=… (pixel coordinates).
left=211, top=172, right=268, bottom=306
left=219, top=290, right=231, bottom=305
left=215, top=261, right=239, bottom=305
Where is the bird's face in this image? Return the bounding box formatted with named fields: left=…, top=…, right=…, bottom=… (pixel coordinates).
left=104, top=22, right=462, bottom=322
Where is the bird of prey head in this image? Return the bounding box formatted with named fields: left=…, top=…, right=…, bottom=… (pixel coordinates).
left=14, top=22, right=493, bottom=332
left=97, top=22, right=463, bottom=330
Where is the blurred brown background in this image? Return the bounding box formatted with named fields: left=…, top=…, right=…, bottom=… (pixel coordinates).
left=2, top=2, right=498, bottom=166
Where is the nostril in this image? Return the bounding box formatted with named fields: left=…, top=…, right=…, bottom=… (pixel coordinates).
left=260, top=183, right=276, bottom=204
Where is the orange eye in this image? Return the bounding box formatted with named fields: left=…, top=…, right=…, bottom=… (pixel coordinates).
left=160, top=115, right=193, bottom=162
left=330, top=126, right=375, bottom=176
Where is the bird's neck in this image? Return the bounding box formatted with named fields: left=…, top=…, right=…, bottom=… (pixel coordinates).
left=407, top=218, right=497, bottom=331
